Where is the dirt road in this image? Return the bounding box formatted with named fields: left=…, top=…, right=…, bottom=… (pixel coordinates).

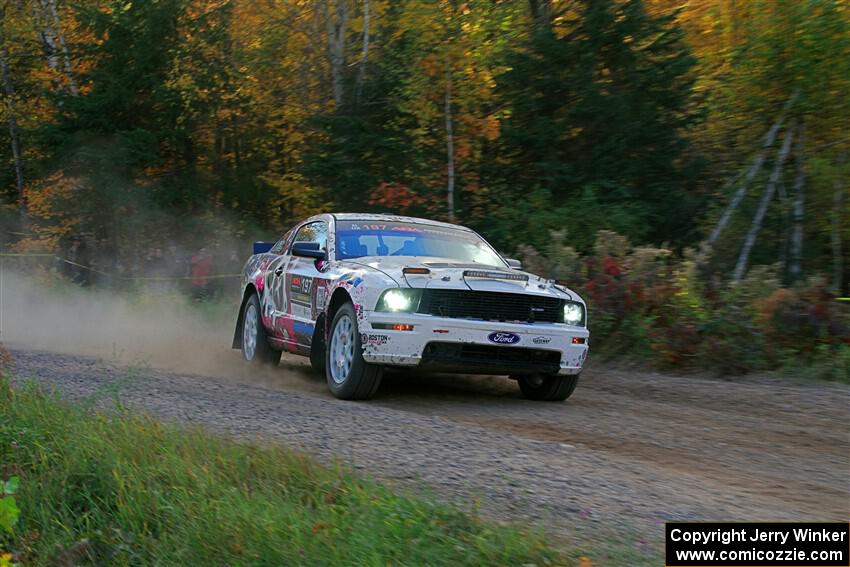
left=9, top=348, right=850, bottom=559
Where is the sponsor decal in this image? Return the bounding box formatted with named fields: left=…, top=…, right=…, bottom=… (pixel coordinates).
left=532, top=336, right=551, bottom=345
left=316, top=286, right=328, bottom=310
left=361, top=333, right=389, bottom=346
left=291, top=304, right=311, bottom=320
left=487, top=332, right=520, bottom=345
left=289, top=275, right=313, bottom=305
left=293, top=321, right=315, bottom=343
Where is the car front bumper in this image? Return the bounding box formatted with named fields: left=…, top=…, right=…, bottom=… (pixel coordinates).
left=360, top=311, right=589, bottom=375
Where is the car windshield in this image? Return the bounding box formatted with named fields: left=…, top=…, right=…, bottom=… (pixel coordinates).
left=335, top=220, right=507, bottom=268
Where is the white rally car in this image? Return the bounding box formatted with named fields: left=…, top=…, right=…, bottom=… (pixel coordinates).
left=233, top=213, right=589, bottom=401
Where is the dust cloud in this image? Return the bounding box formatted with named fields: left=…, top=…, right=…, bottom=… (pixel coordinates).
left=0, top=268, right=320, bottom=391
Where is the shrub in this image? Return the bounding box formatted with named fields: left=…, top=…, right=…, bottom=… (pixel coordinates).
left=518, top=231, right=850, bottom=379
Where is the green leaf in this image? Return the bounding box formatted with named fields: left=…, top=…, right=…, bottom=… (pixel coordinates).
left=3, top=477, right=19, bottom=496
left=0, top=496, right=20, bottom=533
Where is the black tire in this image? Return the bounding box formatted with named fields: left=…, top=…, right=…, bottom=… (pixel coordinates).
left=325, top=302, right=383, bottom=400
left=515, top=373, right=579, bottom=401
left=240, top=293, right=282, bottom=367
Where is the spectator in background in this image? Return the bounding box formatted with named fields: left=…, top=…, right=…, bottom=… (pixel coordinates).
left=166, top=244, right=187, bottom=276
left=190, top=247, right=212, bottom=300
left=64, top=236, right=91, bottom=287
left=146, top=247, right=168, bottom=292
left=222, top=249, right=242, bottom=297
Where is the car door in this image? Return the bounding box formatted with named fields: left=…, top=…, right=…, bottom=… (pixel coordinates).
left=285, top=220, right=329, bottom=350
left=263, top=230, right=294, bottom=337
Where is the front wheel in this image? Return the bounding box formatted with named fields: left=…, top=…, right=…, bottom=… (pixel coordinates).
left=326, top=302, right=383, bottom=400
left=515, top=373, right=579, bottom=401
left=240, top=293, right=282, bottom=366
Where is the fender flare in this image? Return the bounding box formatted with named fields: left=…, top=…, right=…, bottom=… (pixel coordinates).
left=232, top=284, right=257, bottom=349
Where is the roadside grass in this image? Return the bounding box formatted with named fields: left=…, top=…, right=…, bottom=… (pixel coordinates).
left=0, top=375, right=568, bottom=566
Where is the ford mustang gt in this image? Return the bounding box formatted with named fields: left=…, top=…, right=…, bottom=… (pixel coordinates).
left=233, top=213, right=589, bottom=400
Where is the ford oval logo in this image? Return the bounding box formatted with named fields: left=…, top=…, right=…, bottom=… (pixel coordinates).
left=488, top=332, right=520, bottom=345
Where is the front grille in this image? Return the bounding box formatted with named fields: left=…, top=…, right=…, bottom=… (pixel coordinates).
left=420, top=342, right=561, bottom=374
left=417, top=289, right=562, bottom=323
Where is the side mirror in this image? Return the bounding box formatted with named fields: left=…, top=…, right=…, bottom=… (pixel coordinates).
left=292, top=241, right=326, bottom=260
left=504, top=258, right=522, bottom=270
left=253, top=241, right=274, bottom=255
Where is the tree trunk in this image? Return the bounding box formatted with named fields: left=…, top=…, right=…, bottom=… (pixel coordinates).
left=445, top=68, right=455, bottom=222
left=706, top=92, right=798, bottom=251
left=0, top=41, right=25, bottom=230
left=528, top=0, right=552, bottom=33
left=355, top=0, right=369, bottom=103
left=733, top=127, right=795, bottom=282
left=788, top=123, right=806, bottom=283
left=777, top=177, right=788, bottom=277
left=34, top=0, right=77, bottom=95
left=831, top=152, right=846, bottom=294
left=324, top=0, right=348, bottom=110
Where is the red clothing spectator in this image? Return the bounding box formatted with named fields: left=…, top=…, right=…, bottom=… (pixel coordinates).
left=190, top=248, right=212, bottom=299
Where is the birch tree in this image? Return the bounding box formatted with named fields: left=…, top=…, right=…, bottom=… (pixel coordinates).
left=788, top=123, right=805, bottom=282
left=732, top=127, right=795, bottom=282
left=324, top=0, right=349, bottom=110
left=444, top=64, right=454, bottom=221
left=0, top=3, right=25, bottom=228
left=31, top=0, right=77, bottom=95
left=831, top=153, right=846, bottom=294
left=527, top=0, right=552, bottom=33
left=354, top=0, right=369, bottom=104
left=704, top=92, right=797, bottom=251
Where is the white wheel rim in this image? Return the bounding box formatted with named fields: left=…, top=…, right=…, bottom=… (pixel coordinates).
left=329, top=314, right=354, bottom=384
left=243, top=303, right=258, bottom=360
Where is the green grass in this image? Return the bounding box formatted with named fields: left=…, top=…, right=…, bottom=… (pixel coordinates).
left=0, top=376, right=567, bottom=566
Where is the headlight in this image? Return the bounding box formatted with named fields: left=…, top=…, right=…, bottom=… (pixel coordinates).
left=563, top=302, right=585, bottom=326
left=377, top=289, right=422, bottom=312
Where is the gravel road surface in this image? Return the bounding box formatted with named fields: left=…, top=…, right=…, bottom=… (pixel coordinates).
left=9, top=348, right=850, bottom=557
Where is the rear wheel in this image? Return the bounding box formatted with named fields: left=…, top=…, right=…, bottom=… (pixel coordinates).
left=326, top=302, right=382, bottom=400
left=515, top=373, right=579, bottom=401
left=240, top=293, right=282, bottom=367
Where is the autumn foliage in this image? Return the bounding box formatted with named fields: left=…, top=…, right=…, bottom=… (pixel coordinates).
left=0, top=0, right=847, bottom=374
left=521, top=230, right=849, bottom=379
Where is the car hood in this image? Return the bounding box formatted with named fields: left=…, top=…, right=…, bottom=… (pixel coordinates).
left=344, top=256, right=583, bottom=303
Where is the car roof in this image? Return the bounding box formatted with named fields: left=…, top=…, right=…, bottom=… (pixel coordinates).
left=329, top=213, right=474, bottom=232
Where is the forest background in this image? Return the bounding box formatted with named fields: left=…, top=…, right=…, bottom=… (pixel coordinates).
left=1, top=0, right=848, bottom=376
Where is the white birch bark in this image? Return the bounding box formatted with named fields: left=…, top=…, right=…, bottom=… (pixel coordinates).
left=445, top=68, right=455, bottom=222
left=354, top=0, right=368, bottom=103
left=324, top=0, right=348, bottom=110
left=831, top=153, right=846, bottom=294
left=706, top=92, right=798, bottom=249
left=0, top=42, right=25, bottom=228
left=732, top=127, right=795, bottom=282
left=788, top=123, right=806, bottom=282
left=528, top=0, right=552, bottom=32
left=34, top=0, right=77, bottom=95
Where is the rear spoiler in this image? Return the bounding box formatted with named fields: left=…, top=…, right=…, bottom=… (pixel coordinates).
left=253, top=241, right=274, bottom=255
